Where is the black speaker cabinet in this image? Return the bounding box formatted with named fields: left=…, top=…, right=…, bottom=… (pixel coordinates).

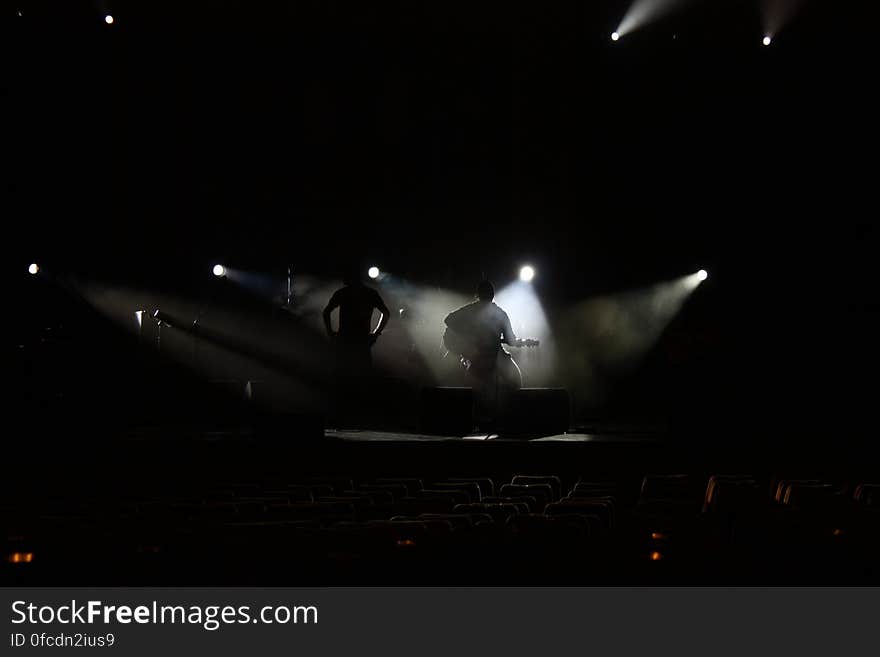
left=419, top=387, right=474, bottom=436
left=253, top=412, right=326, bottom=441
left=501, top=388, right=571, bottom=437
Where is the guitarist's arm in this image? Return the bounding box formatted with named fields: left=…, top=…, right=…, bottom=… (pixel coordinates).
left=500, top=312, right=525, bottom=348
left=322, top=292, right=340, bottom=337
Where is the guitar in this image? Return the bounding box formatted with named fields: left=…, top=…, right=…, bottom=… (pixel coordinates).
left=442, top=327, right=539, bottom=371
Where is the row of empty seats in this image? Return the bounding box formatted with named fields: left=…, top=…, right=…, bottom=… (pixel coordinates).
left=4, top=467, right=877, bottom=584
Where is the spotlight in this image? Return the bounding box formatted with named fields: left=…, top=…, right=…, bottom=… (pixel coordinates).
left=104, top=15, right=114, bottom=25
left=212, top=264, right=226, bottom=277
left=368, top=266, right=380, bottom=280
left=28, top=263, right=40, bottom=275
left=762, top=36, right=772, bottom=46
left=519, top=265, right=535, bottom=282
left=697, top=269, right=708, bottom=282
left=611, top=31, right=620, bottom=42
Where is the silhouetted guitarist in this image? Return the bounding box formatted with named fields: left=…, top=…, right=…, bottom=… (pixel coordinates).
left=443, top=280, right=535, bottom=401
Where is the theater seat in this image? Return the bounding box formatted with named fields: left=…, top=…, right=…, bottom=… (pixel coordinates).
left=388, top=517, right=453, bottom=536
left=356, top=483, right=408, bottom=502
left=397, top=496, right=457, bottom=515
left=343, top=489, right=394, bottom=505
left=782, top=483, right=839, bottom=509
left=375, top=478, right=424, bottom=496
left=419, top=489, right=472, bottom=505
left=447, top=477, right=495, bottom=498
left=418, top=513, right=474, bottom=531
left=427, top=482, right=481, bottom=504
left=511, top=476, right=563, bottom=502
left=640, top=474, right=691, bottom=501
left=482, top=497, right=532, bottom=515
left=453, top=503, right=519, bottom=525
left=549, top=513, right=593, bottom=537
left=572, top=481, right=618, bottom=498
left=508, top=514, right=589, bottom=539
left=853, top=483, right=879, bottom=506
left=317, top=495, right=374, bottom=511
left=545, top=500, right=613, bottom=529
left=302, top=478, right=355, bottom=495
left=772, top=479, right=822, bottom=504
left=499, top=484, right=553, bottom=513
left=703, top=475, right=763, bottom=513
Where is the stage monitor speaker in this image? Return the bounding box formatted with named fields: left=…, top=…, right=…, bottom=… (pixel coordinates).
left=254, top=412, right=325, bottom=442
left=209, top=379, right=247, bottom=400
left=420, top=387, right=474, bottom=436
left=502, top=388, right=571, bottom=437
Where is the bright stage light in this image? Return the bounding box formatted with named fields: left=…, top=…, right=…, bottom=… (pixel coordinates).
left=104, top=15, right=114, bottom=25
left=697, top=269, right=708, bottom=282
left=611, top=32, right=620, bottom=42
left=760, top=0, right=802, bottom=49
left=616, top=0, right=686, bottom=40
left=28, top=263, right=40, bottom=275
left=368, top=266, right=380, bottom=280
left=519, top=265, right=536, bottom=282
left=212, top=264, right=226, bottom=277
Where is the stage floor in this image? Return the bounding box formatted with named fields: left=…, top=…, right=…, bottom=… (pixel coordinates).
left=326, top=429, right=662, bottom=444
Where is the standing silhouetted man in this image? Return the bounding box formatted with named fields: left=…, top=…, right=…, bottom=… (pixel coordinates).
left=323, top=269, right=390, bottom=374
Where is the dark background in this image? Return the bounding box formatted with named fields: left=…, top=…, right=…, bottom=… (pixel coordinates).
left=8, top=0, right=879, bottom=440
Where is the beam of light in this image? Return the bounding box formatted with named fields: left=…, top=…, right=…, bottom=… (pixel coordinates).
left=268, top=271, right=445, bottom=387
left=494, top=280, right=557, bottom=387
left=104, top=15, right=114, bottom=25
left=223, top=268, right=287, bottom=304
left=368, top=274, right=472, bottom=384
left=285, top=274, right=344, bottom=319
left=280, top=272, right=465, bottom=385
left=680, top=270, right=708, bottom=290
left=557, top=274, right=701, bottom=410
left=212, top=264, right=226, bottom=277
left=519, top=265, right=536, bottom=282
left=616, top=0, right=693, bottom=38
left=760, top=0, right=804, bottom=43
left=72, top=280, right=337, bottom=413
left=368, top=266, right=381, bottom=280
left=28, top=263, right=40, bottom=275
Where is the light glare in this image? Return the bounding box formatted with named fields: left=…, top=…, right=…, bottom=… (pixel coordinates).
left=28, top=263, right=40, bottom=275
left=212, top=264, right=226, bottom=277
left=697, top=269, right=708, bottom=282
left=368, top=266, right=380, bottom=280
left=104, top=15, right=114, bottom=25
left=763, top=36, right=772, bottom=46
left=519, top=265, right=536, bottom=282
left=611, top=32, right=620, bottom=42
